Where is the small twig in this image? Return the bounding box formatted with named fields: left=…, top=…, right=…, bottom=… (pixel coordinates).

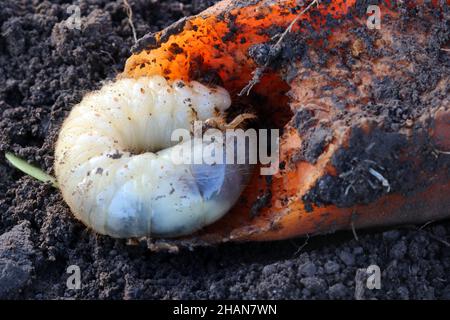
left=293, top=234, right=310, bottom=256
left=426, top=232, right=450, bottom=247
left=434, top=148, right=450, bottom=155
left=239, top=68, right=265, bottom=97
left=239, top=0, right=320, bottom=96
left=419, top=220, right=436, bottom=230
left=441, top=48, right=450, bottom=52
left=351, top=221, right=359, bottom=242
left=5, top=152, right=58, bottom=188
left=123, top=0, right=138, bottom=44
left=403, top=223, right=450, bottom=248
left=273, top=0, right=320, bottom=49
left=368, top=167, right=391, bottom=192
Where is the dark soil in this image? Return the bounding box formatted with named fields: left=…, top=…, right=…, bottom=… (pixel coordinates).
left=1, top=0, right=450, bottom=300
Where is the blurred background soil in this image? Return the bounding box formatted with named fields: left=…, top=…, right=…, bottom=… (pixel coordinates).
left=0, top=0, right=449, bottom=299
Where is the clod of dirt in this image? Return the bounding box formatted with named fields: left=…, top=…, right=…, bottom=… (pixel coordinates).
left=0, top=221, right=35, bottom=299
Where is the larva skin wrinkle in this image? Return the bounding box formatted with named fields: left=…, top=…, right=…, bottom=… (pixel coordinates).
left=55, top=76, right=252, bottom=238
left=124, top=0, right=449, bottom=244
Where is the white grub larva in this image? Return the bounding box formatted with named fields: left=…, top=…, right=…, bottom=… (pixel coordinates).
left=55, top=75, right=251, bottom=238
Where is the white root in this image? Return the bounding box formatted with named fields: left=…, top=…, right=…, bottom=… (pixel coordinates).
left=55, top=76, right=251, bottom=238
left=368, top=168, right=391, bottom=193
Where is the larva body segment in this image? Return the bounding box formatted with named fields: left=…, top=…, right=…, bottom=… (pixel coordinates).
left=55, top=76, right=250, bottom=238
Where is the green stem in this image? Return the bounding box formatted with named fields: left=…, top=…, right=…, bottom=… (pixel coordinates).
left=5, top=152, right=58, bottom=188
